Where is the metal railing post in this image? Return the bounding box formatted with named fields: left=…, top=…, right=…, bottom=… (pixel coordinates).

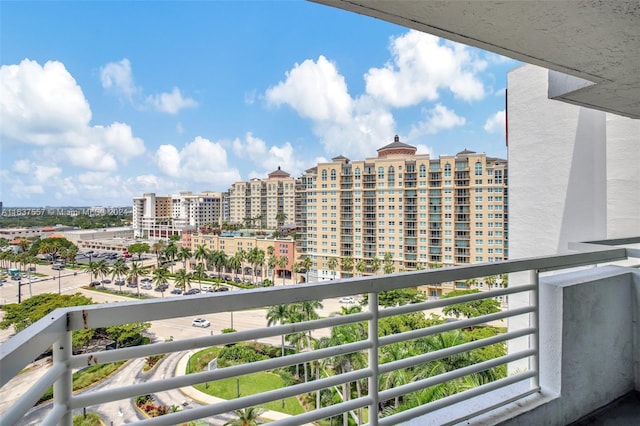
left=530, top=269, right=540, bottom=390
left=368, top=291, right=380, bottom=426
left=53, top=330, right=73, bottom=426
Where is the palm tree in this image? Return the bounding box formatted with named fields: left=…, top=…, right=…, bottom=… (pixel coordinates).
left=127, top=261, right=151, bottom=297
left=174, top=268, right=192, bottom=292
left=151, top=240, right=166, bottom=267
left=110, top=258, right=129, bottom=293
left=96, top=260, right=110, bottom=283
left=17, top=238, right=30, bottom=253
left=383, top=252, right=395, bottom=274
left=275, top=212, right=287, bottom=228
left=341, top=256, right=354, bottom=278
left=267, top=254, right=277, bottom=285
left=292, top=262, right=301, bottom=284
left=164, top=242, right=178, bottom=272
left=278, top=255, right=288, bottom=285
left=300, top=256, right=313, bottom=283
left=227, top=253, right=242, bottom=281
left=370, top=257, right=382, bottom=275
left=355, top=259, right=367, bottom=277
left=327, top=257, right=338, bottom=280
left=177, top=246, right=192, bottom=271
left=194, top=244, right=209, bottom=269
left=211, top=250, right=228, bottom=279
left=82, top=261, right=101, bottom=284
left=266, top=304, right=290, bottom=358
left=484, top=274, right=497, bottom=289
left=193, top=263, right=206, bottom=292
left=223, top=407, right=264, bottom=426
left=152, top=266, right=170, bottom=298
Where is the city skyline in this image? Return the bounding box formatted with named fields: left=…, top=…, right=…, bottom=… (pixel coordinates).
left=1, top=1, right=516, bottom=207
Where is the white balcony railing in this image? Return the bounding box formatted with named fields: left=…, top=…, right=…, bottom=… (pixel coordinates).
left=0, top=245, right=632, bottom=426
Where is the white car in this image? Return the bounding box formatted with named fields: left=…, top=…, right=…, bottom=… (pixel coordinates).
left=339, top=296, right=356, bottom=304
left=141, top=283, right=152, bottom=290
left=192, top=318, right=211, bottom=328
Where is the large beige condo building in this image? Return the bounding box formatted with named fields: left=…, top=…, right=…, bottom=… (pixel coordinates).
left=132, top=191, right=223, bottom=238
left=228, top=167, right=297, bottom=230
left=296, top=136, right=508, bottom=284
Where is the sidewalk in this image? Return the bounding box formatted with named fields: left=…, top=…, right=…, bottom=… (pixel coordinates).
left=175, top=350, right=314, bottom=425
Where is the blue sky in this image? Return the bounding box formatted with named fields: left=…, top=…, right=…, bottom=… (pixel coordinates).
left=0, top=1, right=517, bottom=207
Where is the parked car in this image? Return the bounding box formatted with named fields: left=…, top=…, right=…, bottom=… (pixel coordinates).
left=89, top=281, right=101, bottom=287
left=101, top=279, right=111, bottom=284
left=171, top=288, right=182, bottom=295
left=234, top=277, right=241, bottom=283
left=51, top=265, right=64, bottom=271
left=214, top=287, right=230, bottom=292
left=191, top=318, right=210, bottom=328
left=202, top=285, right=213, bottom=292
left=339, top=296, right=356, bottom=304
left=154, top=285, right=169, bottom=292
left=141, top=278, right=151, bottom=283
left=114, top=279, right=125, bottom=286
left=141, top=283, right=152, bottom=290
left=126, top=282, right=137, bottom=288
left=184, top=288, right=201, bottom=295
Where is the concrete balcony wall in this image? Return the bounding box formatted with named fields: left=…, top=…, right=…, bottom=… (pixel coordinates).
left=474, top=265, right=640, bottom=425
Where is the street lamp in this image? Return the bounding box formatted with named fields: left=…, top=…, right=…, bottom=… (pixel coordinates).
left=58, top=268, right=61, bottom=294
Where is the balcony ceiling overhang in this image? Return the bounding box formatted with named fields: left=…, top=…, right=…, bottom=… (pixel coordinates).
left=312, top=0, right=640, bottom=119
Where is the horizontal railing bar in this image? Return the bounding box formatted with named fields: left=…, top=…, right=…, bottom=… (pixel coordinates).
left=379, top=305, right=535, bottom=347
left=69, top=312, right=371, bottom=369
left=0, top=312, right=68, bottom=388
left=270, top=395, right=371, bottom=426
left=71, top=341, right=372, bottom=408
left=379, top=371, right=537, bottom=426
left=379, top=349, right=536, bottom=401
left=379, top=327, right=536, bottom=375
left=442, top=383, right=540, bottom=426
left=379, top=284, right=535, bottom=319
left=2, top=361, right=67, bottom=426
left=131, top=369, right=372, bottom=426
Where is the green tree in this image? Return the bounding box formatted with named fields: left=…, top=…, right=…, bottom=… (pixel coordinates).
left=127, top=243, right=150, bottom=262
left=300, top=256, right=313, bottom=283
left=151, top=240, right=166, bottom=267
left=277, top=255, right=288, bottom=285
left=440, top=289, right=501, bottom=319
left=152, top=266, right=170, bottom=298
left=174, top=268, right=192, bottom=292
left=164, top=242, right=179, bottom=272
left=223, top=407, right=264, bottom=426
left=370, top=257, right=382, bottom=275
left=105, top=322, right=151, bottom=349
left=266, top=304, right=290, bottom=358
left=355, top=259, right=367, bottom=277
left=177, top=246, right=192, bottom=270
left=228, top=253, right=242, bottom=280
left=82, top=261, right=101, bottom=284
left=110, top=258, right=129, bottom=293
left=193, top=263, right=206, bottom=292
left=194, top=244, right=209, bottom=268
left=126, top=261, right=151, bottom=297
left=341, top=256, right=354, bottom=278
left=383, top=252, right=395, bottom=274
left=0, top=293, right=93, bottom=333
left=327, top=257, right=339, bottom=280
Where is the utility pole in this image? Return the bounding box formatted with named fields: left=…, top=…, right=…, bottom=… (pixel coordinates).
left=58, top=269, right=61, bottom=294
left=17, top=280, right=21, bottom=303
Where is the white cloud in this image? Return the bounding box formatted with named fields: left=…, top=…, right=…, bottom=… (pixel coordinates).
left=100, top=58, right=137, bottom=100
left=154, top=137, right=241, bottom=185
left=409, top=104, right=466, bottom=138
left=1, top=59, right=92, bottom=145
left=101, top=59, right=197, bottom=114
left=415, top=144, right=434, bottom=156
left=146, top=87, right=198, bottom=114
left=0, top=59, right=146, bottom=174
left=484, top=110, right=506, bottom=134
left=365, top=31, right=486, bottom=106
left=266, top=55, right=353, bottom=123
left=265, top=57, right=395, bottom=159
left=232, top=132, right=311, bottom=179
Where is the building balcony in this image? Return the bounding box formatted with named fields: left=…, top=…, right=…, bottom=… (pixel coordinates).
left=1, top=241, right=638, bottom=426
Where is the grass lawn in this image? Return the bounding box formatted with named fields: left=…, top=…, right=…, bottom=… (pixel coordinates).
left=39, top=361, right=126, bottom=404
left=188, top=347, right=304, bottom=416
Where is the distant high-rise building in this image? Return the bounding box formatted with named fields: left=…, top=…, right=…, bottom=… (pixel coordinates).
left=296, top=136, right=508, bottom=289
left=227, top=166, right=297, bottom=229
left=132, top=191, right=223, bottom=238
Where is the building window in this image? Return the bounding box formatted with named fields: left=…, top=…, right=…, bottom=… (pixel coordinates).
left=475, top=161, right=482, bottom=176
left=419, top=164, right=427, bottom=177
left=444, top=163, right=451, bottom=177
